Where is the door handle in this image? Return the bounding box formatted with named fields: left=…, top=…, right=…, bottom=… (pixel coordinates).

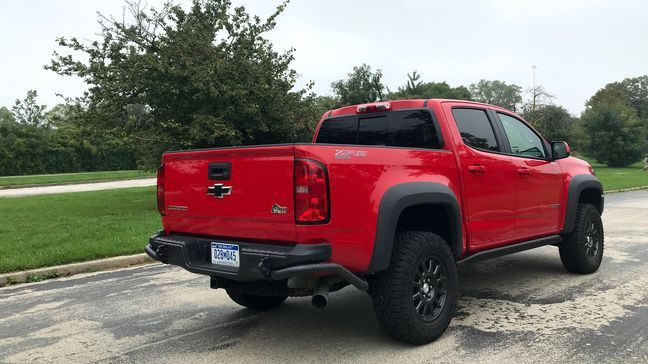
left=208, top=162, right=231, bottom=180
left=517, top=167, right=532, bottom=176
left=468, top=165, right=486, bottom=173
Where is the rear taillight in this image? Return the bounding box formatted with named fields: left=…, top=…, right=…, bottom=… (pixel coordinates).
left=294, top=159, right=329, bottom=224
left=157, top=164, right=165, bottom=216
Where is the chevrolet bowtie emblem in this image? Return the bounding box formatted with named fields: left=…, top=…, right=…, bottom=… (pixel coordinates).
left=207, top=183, right=232, bottom=198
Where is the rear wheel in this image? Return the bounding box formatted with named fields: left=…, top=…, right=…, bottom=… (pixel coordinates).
left=226, top=290, right=287, bottom=310
left=560, top=203, right=604, bottom=274
left=370, top=231, right=457, bottom=344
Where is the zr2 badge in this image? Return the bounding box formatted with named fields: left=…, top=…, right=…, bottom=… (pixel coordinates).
left=271, top=204, right=288, bottom=214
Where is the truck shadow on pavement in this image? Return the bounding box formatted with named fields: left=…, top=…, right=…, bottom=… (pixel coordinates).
left=176, top=247, right=597, bottom=359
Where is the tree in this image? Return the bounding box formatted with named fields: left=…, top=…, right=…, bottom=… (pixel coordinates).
left=469, top=80, right=522, bottom=111
left=12, top=90, right=47, bottom=126
left=44, top=104, right=74, bottom=128
left=579, top=88, right=647, bottom=167
left=418, top=82, right=471, bottom=100
left=387, top=71, right=471, bottom=100
left=521, top=104, right=574, bottom=143
left=394, top=70, right=424, bottom=97
left=607, top=75, right=648, bottom=120
left=47, top=0, right=314, bottom=169
left=0, top=106, right=15, bottom=124
left=526, top=85, right=555, bottom=114
left=331, top=64, right=385, bottom=105
left=308, top=95, right=337, bottom=121
left=521, top=85, right=561, bottom=142
left=590, top=76, right=648, bottom=155
left=405, top=71, right=424, bottom=94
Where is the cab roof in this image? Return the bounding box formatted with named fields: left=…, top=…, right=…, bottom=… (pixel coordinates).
left=324, top=98, right=511, bottom=119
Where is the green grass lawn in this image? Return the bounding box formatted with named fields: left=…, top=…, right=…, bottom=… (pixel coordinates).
left=579, top=158, right=648, bottom=191
left=0, top=186, right=160, bottom=273
left=0, top=170, right=154, bottom=188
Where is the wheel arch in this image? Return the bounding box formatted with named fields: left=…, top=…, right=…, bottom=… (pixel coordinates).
left=563, top=174, right=604, bottom=234
left=365, top=182, right=463, bottom=273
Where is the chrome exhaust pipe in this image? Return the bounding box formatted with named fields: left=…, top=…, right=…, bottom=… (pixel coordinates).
left=310, top=281, right=329, bottom=311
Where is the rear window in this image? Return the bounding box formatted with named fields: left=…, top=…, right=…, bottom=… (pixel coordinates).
left=315, top=109, right=442, bottom=149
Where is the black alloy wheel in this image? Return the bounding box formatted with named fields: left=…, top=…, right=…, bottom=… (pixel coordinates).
left=412, top=256, right=447, bottom=322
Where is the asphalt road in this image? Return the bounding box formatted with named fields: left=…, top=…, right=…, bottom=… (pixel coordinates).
left=1, top=191, right=646, bottom=363
left=0, top=178, right=156, bottom=198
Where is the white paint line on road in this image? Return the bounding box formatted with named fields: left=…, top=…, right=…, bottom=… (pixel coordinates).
left=0, top=178, right=156, bottom=198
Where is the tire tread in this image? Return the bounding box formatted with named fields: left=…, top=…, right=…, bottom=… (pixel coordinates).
left=559, top=203, right=604, bottom=274
left=370, top=231, right=457, bottom=344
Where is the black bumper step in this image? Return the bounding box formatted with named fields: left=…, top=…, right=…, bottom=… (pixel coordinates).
left=146, top=231, right=367, bottom=290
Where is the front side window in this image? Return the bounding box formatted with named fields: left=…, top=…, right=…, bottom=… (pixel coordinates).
left=498, top=113, right=546, bottom=158
left=451, top=108, right=499, bottom=152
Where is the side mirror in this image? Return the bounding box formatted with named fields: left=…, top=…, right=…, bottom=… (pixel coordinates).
left=551, top=141, right=571, bottom=160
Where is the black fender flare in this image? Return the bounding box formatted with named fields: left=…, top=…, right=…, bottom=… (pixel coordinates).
left=562, top=174, right=604, bottom=234
left=365, top=182, right=463, bottom=273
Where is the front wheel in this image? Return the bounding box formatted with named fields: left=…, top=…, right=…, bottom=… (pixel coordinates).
left=370, top=231, right=458, bottom=345
left=560, top=203, right=604, bottom=274
left=226, top=290, right=287, bottom=310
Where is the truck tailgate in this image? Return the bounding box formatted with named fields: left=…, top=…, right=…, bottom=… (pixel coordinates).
left=161, top=145, right=297, bottom=243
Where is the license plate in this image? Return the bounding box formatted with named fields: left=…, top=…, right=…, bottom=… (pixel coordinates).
left=211, top=243, right=239, bottom=268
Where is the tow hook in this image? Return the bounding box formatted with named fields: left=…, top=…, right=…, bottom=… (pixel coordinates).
left=258, top=257, right=272, bottom=279
left=155, top=246, right=168, bottom=263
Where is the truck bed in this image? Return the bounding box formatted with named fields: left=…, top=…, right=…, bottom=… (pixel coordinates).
left=160, top=143, right=460, bottom=272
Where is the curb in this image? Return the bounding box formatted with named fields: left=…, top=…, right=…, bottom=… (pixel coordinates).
left=0, top=253, right=155, bottom=287
left=604, top=185, right=648, bottom=194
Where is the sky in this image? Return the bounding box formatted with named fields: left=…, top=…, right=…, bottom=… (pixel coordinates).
left=1, top=0, right=647, bottom=116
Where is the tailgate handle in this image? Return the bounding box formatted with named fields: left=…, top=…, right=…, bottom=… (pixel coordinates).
left=208, top=162, right=231, bottom=180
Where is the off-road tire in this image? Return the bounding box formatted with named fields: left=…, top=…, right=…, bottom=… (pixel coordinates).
left=559, top=203, right=604, bottom=274
left=370, top=231, right=458, bottom=345
left=226, top=290, right=287, bottom=310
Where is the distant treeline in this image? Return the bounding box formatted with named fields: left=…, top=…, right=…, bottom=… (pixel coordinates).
left=0, top=101, right=136, bottom=176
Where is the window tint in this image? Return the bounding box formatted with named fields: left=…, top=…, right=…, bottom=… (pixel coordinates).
left=390, top=110, right=440, bottom=148
left=358, top=116, right=388, bottom=145
left=316, top=110, right=442, bottom=149
left=498, top=113, right=546, bottom=158
left=451, top=108, right=499, bottom=152
left=315, top=116, right=357, bottom=144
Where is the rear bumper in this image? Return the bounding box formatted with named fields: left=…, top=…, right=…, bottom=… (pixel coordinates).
left=146, top=231, right=367, bottom=290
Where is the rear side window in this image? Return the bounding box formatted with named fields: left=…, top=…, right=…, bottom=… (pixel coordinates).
left=315, top=110, right=442, bottom=149
left=451, top=108, right=499, bottom=152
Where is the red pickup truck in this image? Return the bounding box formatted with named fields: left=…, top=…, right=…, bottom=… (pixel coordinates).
left=146, top=99, right=604, bottom=344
